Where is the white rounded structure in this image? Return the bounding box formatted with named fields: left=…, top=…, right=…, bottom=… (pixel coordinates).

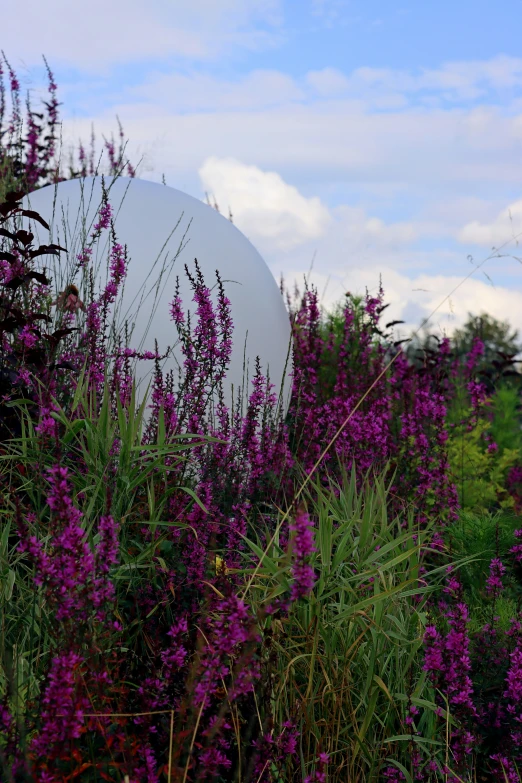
left=21, top=177, right=293, bottom=420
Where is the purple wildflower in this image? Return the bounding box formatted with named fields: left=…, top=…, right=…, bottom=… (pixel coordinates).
left=288, top=506, right=317, bottom=601
left=486, top=557, right=506, bottom=599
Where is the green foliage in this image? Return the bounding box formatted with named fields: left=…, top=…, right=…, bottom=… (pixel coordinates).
left=453, top=312, right=521, bottom=367
left=240, top=466, right=461, bottom=782
left=445, top=509, right=522, bottom=608
left=490, top=385, right=522, bottom=453
left=447, top=415, right=519, bottom=512
left=0, top=373, right=217, bottom=725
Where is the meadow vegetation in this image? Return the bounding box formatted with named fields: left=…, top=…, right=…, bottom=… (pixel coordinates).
left=1, top=53, right=522, bottom=783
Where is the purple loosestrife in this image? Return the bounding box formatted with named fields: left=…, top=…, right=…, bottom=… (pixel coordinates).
left=391, top=347, right=458, bottom=529
left=182, top=262, right=233, bottom=431
left=288, top=286, right=330, bottom=476
left=325, top=294, right=393, bottom=474
left=382, top=767, right=406, bottom=781
left=161, top=616, right=189, bottom=675
left=490, top=756, right=520, bottom=783
left=141, top=593, right=266, bottom=781
left=502, top=620, right=522, bottom=760
left=250, top=721, right=299, bottom=782
left=288, top=506, right=317, bottom=601
left=0, top=57, right=5, bottom=137
left=2, top=52, right=21, bottom=136
left=105, top=139, right=117, bottom=172
left=510, top=527, right=522, bottom=562
left=486, top=557, right=506, bottom=599
left=197, top=746, right=232, bottom=780
left=462, top=337, right=489, bottom=427
left=40, top=57, right=60, bottom=171
left=465, top=336, right=485, bottom=373
left=193, top=594, right=260, bottom=706
left=78, top=200, right=129, bottom=398
left=101, top=119, right=136, bottom=178
left=24, top=95, right=41, bottom=189
left=286, top=280, right=457, bottom=531
left=94, top=200, right=112, bottom=232
left=442, top=602, right=475, bottom=710
left=145, top=264, right=292, bottom=584
left=506, top=466, right=522, bottom=513
left=77, top=141, right=88, bottom=177
left=111, top=344, right=163, bottom=409
left=304, top=752, right=330, bottom=783
left=198, top=716, right=235, bottom=780
left=424, top=575, right=476, bottom=772
left=29, top=650, right=90, bottom=764
left=18, top=465, right=119, bottom=626
left=505, top=642, right=522, bottom=706
left=102, top=240, right=127, bottom=307
left=128, top=744, right=160, bottom=783
left=1, top=54, right=61, bottom=188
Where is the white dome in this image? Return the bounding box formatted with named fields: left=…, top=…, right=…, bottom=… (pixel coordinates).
left=21, top=176, right=293, bottom=420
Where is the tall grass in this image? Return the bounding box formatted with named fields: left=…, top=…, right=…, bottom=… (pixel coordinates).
left=241, top=465, right=466, bottom=782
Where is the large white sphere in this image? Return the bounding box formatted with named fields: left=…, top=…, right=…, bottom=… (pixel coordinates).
left=21, top=177, right=293, bottom=420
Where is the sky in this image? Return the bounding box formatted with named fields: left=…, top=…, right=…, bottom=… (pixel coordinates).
left=4, top=0, right=522, bottom=340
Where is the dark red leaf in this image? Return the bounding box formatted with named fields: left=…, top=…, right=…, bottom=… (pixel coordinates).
left=29, top=313, right=52, bottom=323
left=19, top=210, right=50, bottom=230
left=5, top=191, right=25, bottom=202
left=0, top=228, right=18, bottom=242
left=51, top=327, right=78, bottom=339
left=0, top=203, right=19, bottom=217
left=1, top=277, right=24, bottom=290
left=16, top=229, right=34, bottom=246
left=29, top=246, right=61, bottom=259
left=51, top=361, right=76, bottom=371
left=24, top=271, right=50, bottom=285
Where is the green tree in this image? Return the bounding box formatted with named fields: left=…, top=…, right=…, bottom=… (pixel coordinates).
left=453, top=312, right=521, bottom=365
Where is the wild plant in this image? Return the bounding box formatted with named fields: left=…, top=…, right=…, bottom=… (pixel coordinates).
left=3, top=50, right=522, bottom=782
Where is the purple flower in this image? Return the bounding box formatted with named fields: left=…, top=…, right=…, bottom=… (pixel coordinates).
left=486, top=557, right=506, bottom=599
left=17, top=466, right=119, bottom=625
left=288, top=507, right=317, bottom=601
left=30, top=650, right=89, bottom=760
left=504, top=642, right=522, bottom=705
left=510, top=528, right=522, bottom=563
left=93, top=201, right=112, bottom=233
left=465, top=336, right=485, bottom=372
left=304, top=752, right=329, bottom=783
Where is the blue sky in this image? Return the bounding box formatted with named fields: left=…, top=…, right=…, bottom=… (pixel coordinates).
left=5, top=0, right=522, bottom=337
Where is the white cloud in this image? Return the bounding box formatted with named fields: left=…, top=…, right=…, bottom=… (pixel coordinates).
left=310, top=0, right=351, bottom=25
left=331, top=205, right=418, bottom=246
left=280, top=262, right=522, bottom=342
left=458, top=199, right=522, bottom=247
left=126, top=69, right=305, bottom=112
left=256, top=194, right=522, bottom=338
left=344, top=55, right=522, bottom=101
left=305, top=67, right=350, bottom=96
left=2, top=0, right=284, bottom=72
left=391, top=273, right=522, bottom=338
left=198, top=156, right=333, bottom=250
left=421, top=56, right=522, bottom=94
left=62, top=99, right=522, bottom=193
left=389, top=273, right=521, bottom=333
left=296, top=56, right=522, bottom=110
